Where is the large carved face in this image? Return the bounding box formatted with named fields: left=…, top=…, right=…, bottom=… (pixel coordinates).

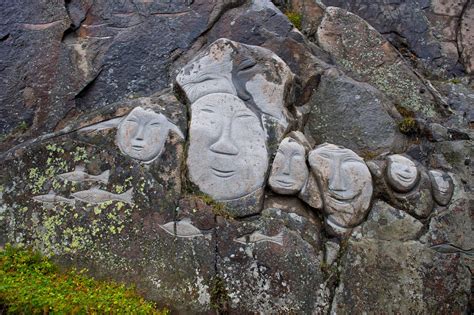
left=116, top=107, right=170, bottom=163
left=386, top=154, right=419, bottom=193
left=176, top=40, right=235, bottom=103
left=269, top=138, right=308, bottom=195
left=187, top=93, right=268, bottom=200
left=308, top=144, right=372, bottom=230
left=429, top=170, right=454, bottom=206
left=176, top=38, right=293, bottom=124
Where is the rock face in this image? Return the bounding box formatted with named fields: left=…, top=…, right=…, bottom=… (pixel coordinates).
left=0, top=0, right=472, bottom=313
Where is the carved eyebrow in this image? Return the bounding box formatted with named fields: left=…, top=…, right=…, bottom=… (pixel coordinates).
left=126, top=115, right=138, bottom=122
left=234, top=110, right=254, bottom=117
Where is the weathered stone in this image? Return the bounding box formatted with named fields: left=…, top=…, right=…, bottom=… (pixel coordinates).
left=321, top=0, right=469, bottom=77
left=215, top=207, right=326, bottom=313
left=370, top=154, right=435, bottom=218
left=316, top=6, right=445, bottom=118
left=459, top=1, right=474, bottom=73
left=308, top=143, right=373, bottom=235
left=429, top=170, right=455, bottom=206
left=360, top=200, right=424, bottom=241
left=332, top=238, right=471, bottom=313
left=304, top=69, right=406, bottom=154
left=268, top=133, right=310, bottom=195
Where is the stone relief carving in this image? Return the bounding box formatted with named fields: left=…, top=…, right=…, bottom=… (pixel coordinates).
left=187, top=93, right=268, bottom=200
left=429, top=170, right=454, bottom=206
left=234, top=231, right=284, bottom=246
left=56, top=165, right=109, bottom=184
left=159, top=219, right=212, bottom=241
left=116, top=106, right=184, bottom=163
left=269, top=134, right=309, bottom=195
left=177, top=38, right=296, bottom=208
left=386, top=154, right=420, bottom=193
left=308, top=143, right=373, bottom=236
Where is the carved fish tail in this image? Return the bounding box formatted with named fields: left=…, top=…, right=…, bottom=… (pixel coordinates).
left=120, top=188, right=134, bottom=204
left=97, top=170, right=110, bottom=184
left=272, top=231, right=284, bottom=244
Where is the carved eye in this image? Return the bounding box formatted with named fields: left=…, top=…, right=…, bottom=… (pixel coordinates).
left=126, top=118, right=138, bottom=124
left=238, top=58, right=257, bottom=71
left=344, top=158, right=362, bottom=164
left=318, top=153, right=330, bottom=159
left=194, top=74, right=214, bottom=84
left=201, top=108, right=215, bottom=113
left=150, top=122, right=161, bottom=127
left=236, top=113, right=253, bottom=119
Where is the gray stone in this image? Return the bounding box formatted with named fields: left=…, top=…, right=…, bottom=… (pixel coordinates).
left=360, top=200, right=424, bottom=241
left=429, top=170, right=454, bottom=206
left=268, top=134, right=309, bottom=195
left=332, top=238, right=471, bottom=313
left=215, top=207, right=326, bottom=313
left=459, top=1, right=473, bottom=73
left=308, top=143, right=373, bottom=235
left=304, top=69, right=406, bottom=155
left=370, top=154, right=435, bottom=219
left=186, top=93, right=268, bottom=203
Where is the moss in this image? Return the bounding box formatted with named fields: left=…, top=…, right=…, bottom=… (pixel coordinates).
left=195, top=193, right=230, bottom=218
left=449, top=78, right=461, bottom=84
left=398, top=117, right=418, bottom=135
left=285, top=11, right=302, bottom=30
left=209, top=277, right=229, bottom=312
left=0, top=244, right=168, bottom=314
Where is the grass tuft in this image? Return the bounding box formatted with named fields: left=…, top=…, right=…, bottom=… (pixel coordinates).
left=0, top=244, right=168, bottom=314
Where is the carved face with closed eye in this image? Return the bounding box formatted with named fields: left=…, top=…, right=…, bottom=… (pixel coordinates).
left=269, top=138, right=308, bottom=195
left=308, top=143, right=373, bottom=232
left=116, top=107, right=170, bottom=163
left=187, top=93, right=268, bottom=200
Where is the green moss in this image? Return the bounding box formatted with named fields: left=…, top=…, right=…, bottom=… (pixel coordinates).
left=398, top=117, right=417, bottom=135
left=0, top=244, right=168, bottom=314
left=285, top=11, right=302, bottom=30
left=195, top=194, right=229, bottom=218
left=449, top=78, right=461, bottom=84
left=209, top=277, right=229, bottom=312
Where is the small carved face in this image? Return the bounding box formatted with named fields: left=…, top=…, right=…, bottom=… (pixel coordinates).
left=309, top=144, right=372, bottom=229
left=187, top=93, right=268, bottom=200
left=116, top=107, right=169, bottom=162
left=386, top=155, right=419, bottom=193
left=269, top=138, right=308, bottom=195
left=429, top=170, right=454, bottom=206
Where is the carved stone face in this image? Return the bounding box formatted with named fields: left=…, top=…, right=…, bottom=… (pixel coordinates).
left=176, top=39, right=236, bottom=103
left=269, top=138, right=308, bottom=195
left=116, top=107, right=169, bottom=162
left=176, top=38, right=293, bottom=124
left=429, top=170, right=454, bottom=206
left=308, top=144, right=372, bottom=230
left=386, top=154, right=419, bottom=193
left=187, top=93, right=268, bottom=200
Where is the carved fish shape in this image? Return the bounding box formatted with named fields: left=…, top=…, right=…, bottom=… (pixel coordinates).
left=33, top=192, right=75, bottom=205
left=71, top=188, right=133, bottom=205
left=57, top=166, right=109, bottom=184
left=431, top=244, right=474, bottom=256
left=234, top=231, right=284, bottom=246
left=159, top=218, right=211, bottom=240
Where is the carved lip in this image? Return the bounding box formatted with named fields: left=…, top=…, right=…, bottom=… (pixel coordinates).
left=132, top=145, right=144, bottom=151
left=328, top=191, right=359, bottom=204
left=211, top=167, right=236, bottom=178
left=395, top=173, right=415, bottom=182
left=275, top=179, right=294, bottom=187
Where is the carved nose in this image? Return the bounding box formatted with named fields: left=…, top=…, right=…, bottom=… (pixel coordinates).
left=210, top=121, right=238, bottom=156
left=328, top=161, right=346, bottom=191
left=134, top=125, right=145, bottom=141
left=282, top=160, right=291, bottom=175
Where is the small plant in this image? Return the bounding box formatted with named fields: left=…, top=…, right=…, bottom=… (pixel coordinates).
left=398, top=117, right=418, bottom=135
left=209, top=277, right=229, bottom=312
left=0, top=244, right=168, bottom=314
left=285, top=11, right=302, bottom=30
left=449, top=78, right=461, bottom=84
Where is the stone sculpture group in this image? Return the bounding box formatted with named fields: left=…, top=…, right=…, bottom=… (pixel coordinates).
left=108, top=38, right=454, bottom=236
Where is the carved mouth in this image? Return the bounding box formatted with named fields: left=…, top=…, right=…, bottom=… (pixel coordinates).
left=132, top=145, right=144, bottom=151
left=396, top=173, right=415, bottom=182
left=276, top=179, right=294, bottom=188
left=211, top=167, right=236, bottom=178
left=328, top=191, right=359, bottom=204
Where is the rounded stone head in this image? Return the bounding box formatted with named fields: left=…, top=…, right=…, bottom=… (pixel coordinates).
left=386, top=154, right=419, bottom=193
left=269, top=137, right=309, bottom=195
left=187, top=93, right=268, bottom=200
left=308, top=143, right=373, bottom=231
left=116, top=107, right=171, bottom=163
left=429, top=170, right=454, bottom=206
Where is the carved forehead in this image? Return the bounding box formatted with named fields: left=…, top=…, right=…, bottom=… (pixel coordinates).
left=278, top=138, right=305, bottom=153
left=387, top=154, right=415, bottom=167
left=192, top=93, right=252, bottom=113
left=125, top=107, right=165, bottom=121
left=430, top=170, right=451, bottom=183
left=313, top=144, right=361, bottom=160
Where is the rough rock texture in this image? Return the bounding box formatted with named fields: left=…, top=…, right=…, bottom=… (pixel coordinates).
left=320, top=0, right=473, bottom=77
left=332, top=238, right=471, bottom=313
left=0, top=0, right=473, bottom=313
